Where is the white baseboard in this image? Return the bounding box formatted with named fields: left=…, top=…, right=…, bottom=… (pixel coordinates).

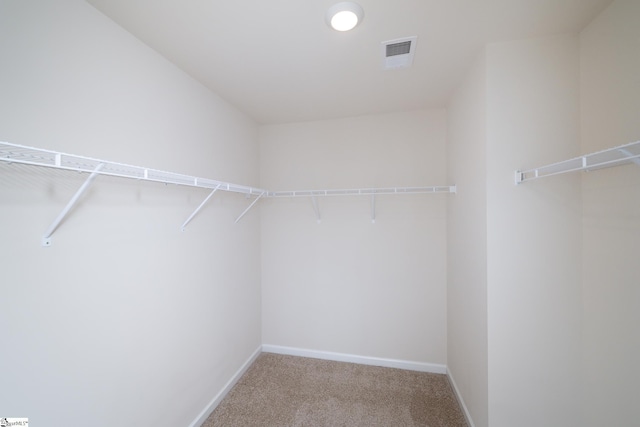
left=188, top=345, right=471, bottom=427
left=188, top=345, right=262, bottom=427
left=446, top=367, right=476, bottom=427
left=261, top=344, right=447, bottom=374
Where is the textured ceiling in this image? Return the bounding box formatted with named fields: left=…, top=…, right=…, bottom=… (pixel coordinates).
left=86, top=0, right=612, bottom=124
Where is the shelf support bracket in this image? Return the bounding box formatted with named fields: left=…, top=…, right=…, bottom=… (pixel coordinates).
left=515, top=171, right=524, bottom=185
left=181, top=184, right=221, bottom=231
left=618, top=148, right=640, bottom=166
left=311, top=196, right=321, bottom=223
left=371, top=194, right=376, bottom=224
left=234, top=191, right=265, bottom=224
left=42, top=163, right=104, bottom=247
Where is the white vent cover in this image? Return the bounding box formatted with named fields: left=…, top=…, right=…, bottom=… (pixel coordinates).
left=381, top=36, right=417, bottom=69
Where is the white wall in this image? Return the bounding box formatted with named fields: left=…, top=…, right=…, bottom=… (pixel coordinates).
left=0, top=1, right=261, bottom=426
left=446, top=35, right=583, bottom=427
left=3, top=2, right=635, bottom=426
left=485, top=35, right=583, bottom=427
left=446, top=54, right=489, bottom=427
left=447, top=3, right=640, bottom=424
left=579, top=1, right=640, bottom=425
left=260, top=110, right=448, bottom=366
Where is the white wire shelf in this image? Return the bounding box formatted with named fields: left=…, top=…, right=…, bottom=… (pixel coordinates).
left=515, top=140, right=640, bottom=184
left=268, top=186, right=455, bottom=224
left=0, top=141, right=267, bottom=195
left=268, top=186, right=456, bottom=198
left=0, top=141, right=457, bottom=243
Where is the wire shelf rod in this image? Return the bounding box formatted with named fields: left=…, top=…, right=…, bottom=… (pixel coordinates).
left=0, top=141, right=267, bottom=196
left=267, top=186, right=456, bottom=198
left=1, top=141, right=459, bottom=237
left=515, top=140, right=640, bottom=184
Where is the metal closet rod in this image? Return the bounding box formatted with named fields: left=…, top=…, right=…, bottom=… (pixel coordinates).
left=515, top=140, right=640, bottom=184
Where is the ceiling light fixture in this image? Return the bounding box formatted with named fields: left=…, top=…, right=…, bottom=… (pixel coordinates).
left=326, top=2, right=364, bottom=32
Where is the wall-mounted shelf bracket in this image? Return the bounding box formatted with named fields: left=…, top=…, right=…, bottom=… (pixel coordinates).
left=371, top=194, right=376, bottom=224
left=181, top=184, right=221, bottom=231
left=619, top=148, right=640, bottom=166
left=310, top=196, right=321, bottom=223
left=42, top=163, right=105, bottom=247
left=235, top=192, right=265, bottom=224
left=515, top=140, right=640, bottom=184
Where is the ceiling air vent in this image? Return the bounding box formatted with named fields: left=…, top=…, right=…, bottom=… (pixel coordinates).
left=382, top=36, right=417, bottom=70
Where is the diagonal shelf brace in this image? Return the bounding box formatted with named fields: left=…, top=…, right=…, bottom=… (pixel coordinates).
left=234, top=191, right=265, bottom=224
left=42, top=163, right=105, bottom=247
left=310, top=196, right=321, bottom=223
left=619, top=148, right=640, bottom=166
left=181, top=184, right=221, bottom=231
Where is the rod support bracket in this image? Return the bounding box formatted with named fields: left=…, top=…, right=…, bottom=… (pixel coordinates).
left=515, top=171, right=524, bottom=185
left=311, top=196, right=321, bottom=223
left=371, top=194, right=376, bottom=224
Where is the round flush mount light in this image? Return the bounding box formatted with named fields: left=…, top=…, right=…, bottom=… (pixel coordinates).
left=326, top=2, right=364, bottom=32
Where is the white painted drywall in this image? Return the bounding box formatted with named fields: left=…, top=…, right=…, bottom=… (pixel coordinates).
left=486, top=35, right=583, bottom=427
left=260, top=110, right=448, bottom=365
left=0, top=1, right=261, bottom=426
left=446, top=53, right=489, bottom=427
left=579, top=1, right=640, bottom=425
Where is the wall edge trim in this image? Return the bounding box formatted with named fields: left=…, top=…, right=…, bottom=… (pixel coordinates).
left=446, top=367, right=477, bottom=427
left=262, top=344, right=447, bottom=374
left=187, top=345, right=262, bottom=427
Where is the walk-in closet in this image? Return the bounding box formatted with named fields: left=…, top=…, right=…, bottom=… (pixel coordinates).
left=1, top=1, right=638, bottom=426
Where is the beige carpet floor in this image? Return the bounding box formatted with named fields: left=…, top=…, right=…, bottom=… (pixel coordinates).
left=201, top=353, right=469, bottom=427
